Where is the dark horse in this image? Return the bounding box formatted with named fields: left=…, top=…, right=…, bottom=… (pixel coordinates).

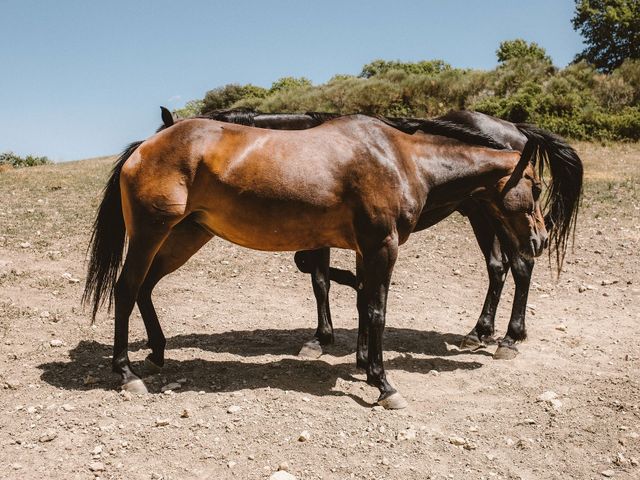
left=160, top=108, right=583, bottom=361
left=84, top=114, right=549, bottom=408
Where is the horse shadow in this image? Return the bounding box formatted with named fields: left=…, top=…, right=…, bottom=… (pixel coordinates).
left=37, top=327, right=487, bottom=405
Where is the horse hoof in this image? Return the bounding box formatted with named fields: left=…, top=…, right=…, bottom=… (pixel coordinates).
left=144, top=356, right=163, bottom=374
left=298, top=339, right=323, bottom=359
left=122, top=378, right=148, bottom=394
left=494, top=345, right=519, bottom=360
left=377, top=392, right=408, bottom=410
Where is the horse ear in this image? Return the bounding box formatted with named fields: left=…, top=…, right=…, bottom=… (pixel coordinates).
left=160, top=106, right=174, bottom=127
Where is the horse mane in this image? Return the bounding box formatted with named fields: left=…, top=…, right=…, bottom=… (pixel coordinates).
left=516, top=124, right=583, bottom=273
left=382, top=117, right=509, bottom=150
left=187, top=109, right=508, bottom=150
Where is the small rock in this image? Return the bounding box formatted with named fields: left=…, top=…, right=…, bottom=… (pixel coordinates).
left=160, top=382, right=181, bottom=392
left=227, top=461, right=236, bottom=468
left=537, top=391, right=558, bottom=402
left=155, top=418, right=170, bottom=427
left=49, top=339, right=64, bottom=347
left=555, top=324, right=567, bottom=332
left=227, top=405, right=242, bottom=414
left=91, top=445, right=103, bottom=455
left=578, top=285, right=587, bottom=293
left=270, top=471, right=297, bottom=480
left=62, top=272, right=80, bottom=283
left=180, top=409, right=190, bottom=418
left=83, top=375, right=99, bottom=385
left=601, top=470, right=615, bottom=478
left=278, top=461, right=290, bottom=471
left=549, top=399, right=563, bottom=411
left=298, top=430, right=311, bottom=442
left=522, top=418, right=537, bottom=425
left=40, top=311, right=50, bottom=318
left=397, top=428, right=417, bottom=441
left=4, top=378, right=21, bottom=390
left=88, top=462, right=105, bottom=472
left=463, top=441, right=478, bottom=450
left=449, top=436, right=466, bottom=446
left=61, top=403, right=75, bottom=412
left=429, top=369, right=439, bottom=376
left=19, top=242, right=31, bottom=249
left=453, top=269, right=461, bottom=276
left=119, top=390, right=132, bottom=401
left=630, top=457, right=638, bottom=467
left=39, top=430, right=57, bottom=442
left=381, top=457, right=390, bottom=466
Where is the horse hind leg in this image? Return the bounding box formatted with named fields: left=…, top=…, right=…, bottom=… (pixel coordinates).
left=298, top=248, right=333, bottom=359
left=137, top=218, right=214, bottom=373
left=113, top=226, right=172, bottom=394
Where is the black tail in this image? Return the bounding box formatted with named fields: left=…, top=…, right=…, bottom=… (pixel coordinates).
left=82, top=141, right=142, bottom=321
left=517, top=124, right=584, bottom=273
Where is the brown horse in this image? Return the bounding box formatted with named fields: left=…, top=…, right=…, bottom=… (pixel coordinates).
left=84, top=115, right=547, bottom=408
left=159, top=108, right=582, bottom=362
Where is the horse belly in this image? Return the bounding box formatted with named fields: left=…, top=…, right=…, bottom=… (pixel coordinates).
left=193, top=197, right=355, bottom=252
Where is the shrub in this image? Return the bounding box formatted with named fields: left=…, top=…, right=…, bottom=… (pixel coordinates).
left=0, top=152, right=51, bottom=168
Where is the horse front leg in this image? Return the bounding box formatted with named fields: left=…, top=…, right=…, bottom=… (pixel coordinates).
left=360, top=235, right=406, bottom=409
left=461, top=207, right=509, bottom=349
left=298, top=248, right=333, bottom=359
left=494, top=255, right=534, bottom=360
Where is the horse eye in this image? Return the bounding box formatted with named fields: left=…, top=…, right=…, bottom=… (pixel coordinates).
left=532, top=185, right=542, bottom=201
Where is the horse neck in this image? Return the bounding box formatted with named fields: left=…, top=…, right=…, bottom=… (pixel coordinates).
left=415, top=143, right=517, bottom=205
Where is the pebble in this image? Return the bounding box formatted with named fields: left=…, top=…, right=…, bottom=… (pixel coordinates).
left=119, top=390, right=132, bottom=401
left=449, top=436, right=466, bottom=446
left=227, top=405, right=242, bottom=414
left=537, top=391, right=558, bottom=402
left=227, top=461, right=236, bottom=468
left=4, top=378, right=21, bottom=390
left=19, top=242, right=31, bottom=249
left=180, top=409, right=190, bottom=418
left=555, top=324, right=567, bottom=332
left=298, top=430, right=311, bottom=442
left=88, top=462, right=105, bottom=472
left=160, top=382, right=181, bottom=392
left=429, top=369, right=439, bottom=376
left=397, top=428, right=417, bottom=441
left=49, top=339, right=64, bottom=347
left=61, top=403, right=75, bottom=412
left=601, top=470, right=615, bottom=477
left=39, top=430, right=57, bottom=442
left=278, top=461, right=290, bottom=471
left=91, top=445, right=103, bottom=456
left=155, top=419, right=170, bottom=427
left=270, top=472, right=297, bottom=480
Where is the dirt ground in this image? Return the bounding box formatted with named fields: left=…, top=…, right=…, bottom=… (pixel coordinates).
left=0, top=142, right=638, bottom=480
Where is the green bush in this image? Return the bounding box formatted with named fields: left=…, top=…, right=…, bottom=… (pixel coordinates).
left=179, top=38, right=640, bottom=141
left=0, top=152, right=51, bottom=168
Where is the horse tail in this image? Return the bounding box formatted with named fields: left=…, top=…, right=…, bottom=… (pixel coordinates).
left=516, top=124, right=584, bottom=273
left=82, top=141, right=143, bottom=322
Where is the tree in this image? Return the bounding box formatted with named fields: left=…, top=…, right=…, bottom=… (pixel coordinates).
left=269, top=76, right=312, bottom=93
left=359, top=59, right=450, bottom=78
left=201, top=84, right=268, bottom=114
left=496, top=39, right=552, bottom=63
left=572, top=0, right=640, bottom=72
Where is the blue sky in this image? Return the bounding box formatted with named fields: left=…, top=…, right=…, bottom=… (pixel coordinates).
left=0, top=0, right=584, bottom=161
